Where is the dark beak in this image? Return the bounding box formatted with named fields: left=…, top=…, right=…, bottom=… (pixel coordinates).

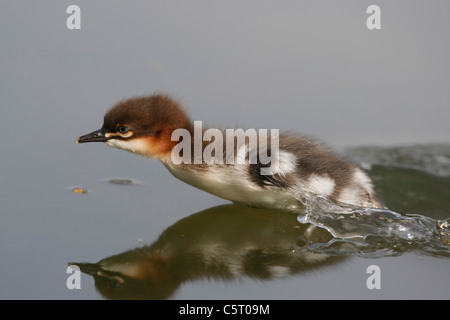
left=75, top=128, right=108, bottom=144
left=68, top=262, right=103, bottom=275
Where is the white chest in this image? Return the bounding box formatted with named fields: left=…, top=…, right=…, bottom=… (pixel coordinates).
left=163, top=161, right=302, bottom=211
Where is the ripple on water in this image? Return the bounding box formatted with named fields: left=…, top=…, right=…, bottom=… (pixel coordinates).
left=107, top=178, right=139, bottom=186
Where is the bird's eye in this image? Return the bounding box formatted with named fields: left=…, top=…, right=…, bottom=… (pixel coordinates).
left=117, top=126, right=129, bottom=134
left=108, top=279, right=122, bottom=289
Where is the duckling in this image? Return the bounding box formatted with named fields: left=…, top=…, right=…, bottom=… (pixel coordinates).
left=76, top=94, right=383, bottom=210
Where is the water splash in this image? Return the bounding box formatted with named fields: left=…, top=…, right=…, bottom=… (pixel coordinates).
left=296, top=195, right=450, bottom=258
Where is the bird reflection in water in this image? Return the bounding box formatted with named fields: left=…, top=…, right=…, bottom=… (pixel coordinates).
left=70, top=204, right=344, bottom=299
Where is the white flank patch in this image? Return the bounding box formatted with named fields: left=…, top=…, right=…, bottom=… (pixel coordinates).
left=337, top=187, right=361, bottom=205
left=306, top=173, right=336, bottom=197
left=235, top=143, right=251, bottom=165
left=337, top=168, right=375, bottom=206
left=352, top=168, right=374, bottom=193
left=277, top=151, right=297, bottom=176
left=263, top=151, right=297, bottom=176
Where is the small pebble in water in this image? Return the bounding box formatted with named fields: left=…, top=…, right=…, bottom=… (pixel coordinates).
left=72, top=187, right=87, bottom=194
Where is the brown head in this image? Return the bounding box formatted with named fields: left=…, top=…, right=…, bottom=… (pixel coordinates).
left=76, top=94, right=192, bottom=160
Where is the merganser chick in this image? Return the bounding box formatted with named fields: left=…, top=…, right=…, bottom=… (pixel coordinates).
left=76, top=94, right=384, bottom=210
